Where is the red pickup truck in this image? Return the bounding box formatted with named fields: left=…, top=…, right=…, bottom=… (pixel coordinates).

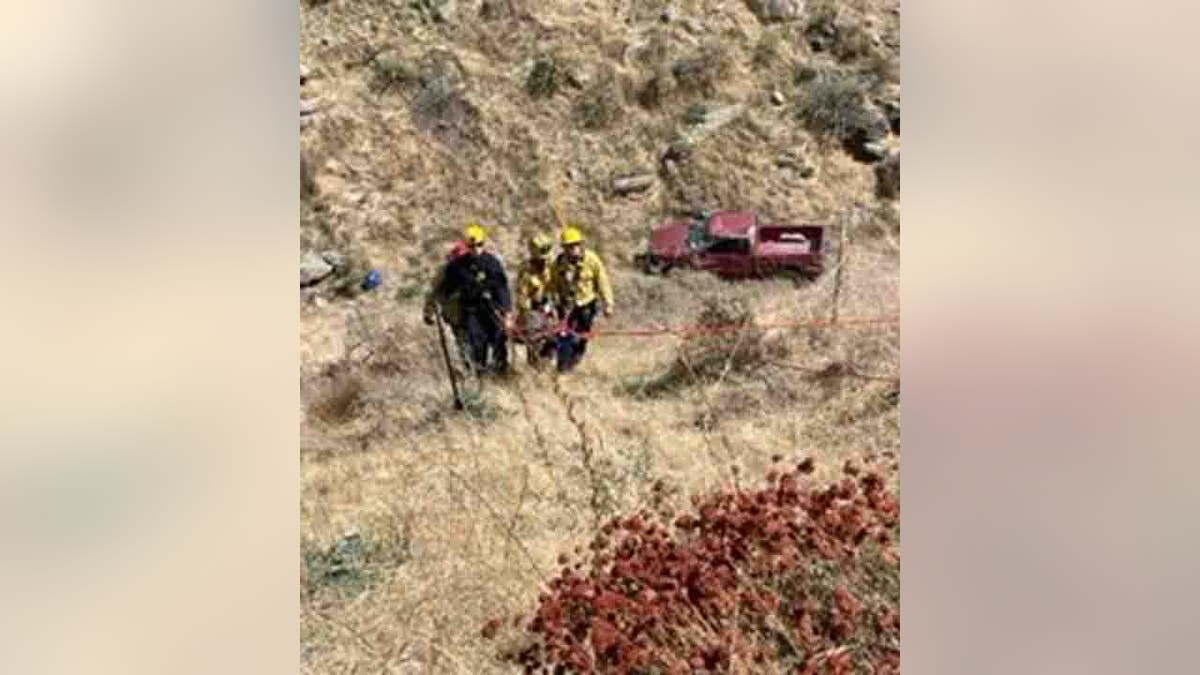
left=636, top=210, right=828, bottom=281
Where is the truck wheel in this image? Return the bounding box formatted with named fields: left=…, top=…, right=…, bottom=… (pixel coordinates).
left=642, top=255, right=667, bottom=275
left=783, top=267, right=815, bottom=287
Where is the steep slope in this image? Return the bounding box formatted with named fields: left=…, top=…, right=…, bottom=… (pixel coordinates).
left=300, top=1, right=899, bottom=672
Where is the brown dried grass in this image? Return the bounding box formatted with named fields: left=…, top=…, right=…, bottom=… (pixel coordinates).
left=300, top=0, right=899, bottom=672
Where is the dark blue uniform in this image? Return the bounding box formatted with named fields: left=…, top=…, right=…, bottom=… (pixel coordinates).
left=436, top=251, right=511, bottom=375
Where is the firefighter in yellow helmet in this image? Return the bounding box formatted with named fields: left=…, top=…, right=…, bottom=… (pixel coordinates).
left=515, top=232, right=558, bottom=366
left=550, top=225, right=614, bottom=372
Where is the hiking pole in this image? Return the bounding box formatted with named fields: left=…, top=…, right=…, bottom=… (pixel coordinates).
left=432, top=303, right=465, bottom=410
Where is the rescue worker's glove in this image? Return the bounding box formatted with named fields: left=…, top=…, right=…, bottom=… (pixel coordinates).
left=602, top=303, right=614, bottom=318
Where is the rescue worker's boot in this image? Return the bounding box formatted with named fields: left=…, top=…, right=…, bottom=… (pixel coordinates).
left=556, top=331, right=583, bottom=372
left=491, top=343, right=511, bottom=377
left=537, top=337, right=555, bottom=365
left=464, top=314, right=493, bottom=377
left=486, top=314, right=510, bottom=376
left=555, top=301, right=597, bottom=372
left=554, top=332, right=571, bottom=372
left=522, top=306, right=554, bottom=369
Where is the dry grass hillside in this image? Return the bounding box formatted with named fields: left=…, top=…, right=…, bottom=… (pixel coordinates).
left=300, top=1, right=899, bottom=672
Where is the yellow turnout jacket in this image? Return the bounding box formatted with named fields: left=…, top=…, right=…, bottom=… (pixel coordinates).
left=516, top=258, right=555, bottom=313
left=551, top=249, right=614, bottom=310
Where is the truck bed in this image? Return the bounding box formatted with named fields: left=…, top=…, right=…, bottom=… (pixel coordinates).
left=754, top=224, right=824, bottom=257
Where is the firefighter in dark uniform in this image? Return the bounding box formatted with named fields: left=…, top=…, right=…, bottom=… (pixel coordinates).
left=435, top=223, right=512, bottom=375
left=422, top=239, right=471, bottom=370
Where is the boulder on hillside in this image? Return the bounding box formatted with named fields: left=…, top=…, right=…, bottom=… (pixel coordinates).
left=612, top=174, right=655, bottom=195
left=688, top=103, right=745, bottom=137
left=413, top=0, right=457, bottom=23
left=746, top=0, right=802, bottom=22
left=874, top=85, right=900, bottom=134
left=479, top=0, right=518, bottom=20
left=320, top=251, right=348, bottom=272
left=842, top=105, right=890, bottom=163
left=301, top=252, right=334, bottom=287
left=806, top=13, right=839, bottom=52
left=875, top=149, right=900, bottom=199
left=659, top=139, right=693, bottom=178
left=300, top=250, right=375, bottom=299
left=880, top=97, right=900, bottom=134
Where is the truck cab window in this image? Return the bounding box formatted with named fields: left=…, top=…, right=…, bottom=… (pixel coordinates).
left=706, top=238, right=751, bottom=254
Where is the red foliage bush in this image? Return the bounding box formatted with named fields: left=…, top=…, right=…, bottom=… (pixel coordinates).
left=492, top=460, right=900, bottom=673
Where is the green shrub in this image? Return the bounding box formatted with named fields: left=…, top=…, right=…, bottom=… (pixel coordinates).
left=796, top=71, right=874, bottom=141
left=310, top=366, right=366, bottom=424
left=672, top=41, right=730, bottom=95
left=832, top=19, right=875, bottom=63
left=622, top=295, right=787, bottom=398
left=752, top=29, right=785, bottom=69
left=575, top=68, right=625, bottom=129
left=370, top=58, right=413, bottom=95
left=303, top=528, right=412, bottom=598
left=636, top=64, right=675, bottom=108
left=526, top=57, right=561, bottom=99
left=860, top=51, right=900, bottom=85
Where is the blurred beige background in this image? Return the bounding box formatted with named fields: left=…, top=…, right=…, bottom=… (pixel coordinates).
left=0, top=1, right=298, bottom=673
left=0, top=0, right=1199, bottom=673
left=903, top=1, right=1200, bottom=673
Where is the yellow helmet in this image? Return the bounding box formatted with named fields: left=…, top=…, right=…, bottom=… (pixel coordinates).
left=560, top=225, right=584, bottom=245
left=464, top=222, right=487, bottom=245
left=528, top=232, right=553, bottom=257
